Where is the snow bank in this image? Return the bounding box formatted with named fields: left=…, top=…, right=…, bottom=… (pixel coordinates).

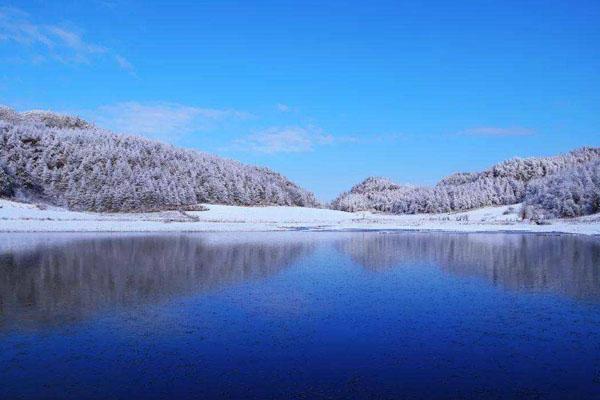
left=0, top=199, right=599, bottom=235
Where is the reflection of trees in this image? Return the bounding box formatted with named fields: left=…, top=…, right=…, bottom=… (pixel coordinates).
left=2, top=231, right=598, bottom=331
left=336, top=233, right=600, bottom=299
left=0, top=235, right=315, bottom=330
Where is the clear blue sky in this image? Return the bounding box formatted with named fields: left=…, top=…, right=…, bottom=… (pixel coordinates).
left=1, top=0, right=599, bottom=200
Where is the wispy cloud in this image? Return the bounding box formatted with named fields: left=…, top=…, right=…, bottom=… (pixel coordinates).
left=352, top=132, right=406, bottom=143
left=114, top=54, right=135, bottom=74
left=87, top=101, right=252, bottom=141
left=0, top=6, right=133, bottom=71
left=458, top=126, right=535, bottom=137
left=232, top=126, right=335, bottom=154
left=228, top=127, right=408, bottom=154
left=276, top=103, right=294, bottom=113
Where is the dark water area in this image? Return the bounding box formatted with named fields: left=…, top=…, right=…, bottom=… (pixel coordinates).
left=0, top=232, right=599, bottom=399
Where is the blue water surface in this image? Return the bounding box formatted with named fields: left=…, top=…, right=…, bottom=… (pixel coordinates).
left=0, top=232, right=599, bottom=399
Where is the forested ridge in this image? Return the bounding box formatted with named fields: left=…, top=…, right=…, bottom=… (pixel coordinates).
left=332, top=148, right=600, bottom=219
left=1, top=106, right=598, bottom=219
left=0, top=107, right=319, bottom=212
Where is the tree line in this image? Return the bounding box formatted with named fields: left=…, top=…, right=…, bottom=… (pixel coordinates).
left=0, top=107, right=318, bottom=212
left=331, top=148, right=600, bottom=219
left=1, top=106, right=598, bottom=219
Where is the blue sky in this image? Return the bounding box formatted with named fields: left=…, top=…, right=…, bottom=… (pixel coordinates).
left=1, top=0, right=599, bottom=200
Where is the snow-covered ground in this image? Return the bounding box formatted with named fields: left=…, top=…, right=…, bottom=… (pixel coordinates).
left=0, top=199, right=599, bottom=235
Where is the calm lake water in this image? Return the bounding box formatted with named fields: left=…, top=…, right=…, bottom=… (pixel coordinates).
left=1, top=232, right=599, bottom=399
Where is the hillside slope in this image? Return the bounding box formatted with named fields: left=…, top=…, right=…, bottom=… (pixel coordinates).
left=0, top=107, right=318, bottom=212
left=332, top=148, right=600, bottom=218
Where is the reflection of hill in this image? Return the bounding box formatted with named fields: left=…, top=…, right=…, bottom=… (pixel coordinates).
left=0, top=234, right=315, bottom=330
left=2, top=232, right=598, bottom=330
left=336, top=233, right=600, bottom=299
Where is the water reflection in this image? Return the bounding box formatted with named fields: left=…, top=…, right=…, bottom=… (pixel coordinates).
left=2, top=232, right=599, bottom=399
left=0, top=234, right=315, bottom=330
left=1, top=232, right=599, bottom=331
left=336, top=232, right=600, bottom=299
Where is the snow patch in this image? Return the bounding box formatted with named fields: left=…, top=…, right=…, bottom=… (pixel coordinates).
left=1, top=199, right=598, bottom=235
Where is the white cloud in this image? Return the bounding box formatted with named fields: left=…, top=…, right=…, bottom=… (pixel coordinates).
left=276, top=103, right=291, bottom=112
left=88, top=101, right=251, bottom=141
left=114, top=54, right=135, bottom=74
left=45, top=25, right=106, bottom=54
left=0, top=6, right=132, bottom=71
left=458, top=126, right=535, bottom=137
left=232, top=126, right=335, bottom=154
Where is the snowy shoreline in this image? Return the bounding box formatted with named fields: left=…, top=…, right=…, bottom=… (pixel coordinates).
left=1, top=199, right=599, bottom=236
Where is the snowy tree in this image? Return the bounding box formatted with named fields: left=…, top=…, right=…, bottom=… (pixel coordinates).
left=332, top=148, right=600, bottom=216
left=0, top=107, right=320, bottom=212
left=523, top=160, right=600, bottom=218
left=0, top=163, right=13, bottom=197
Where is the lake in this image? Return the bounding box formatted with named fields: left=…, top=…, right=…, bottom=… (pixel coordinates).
left=0, top=232, right=599, bottom=399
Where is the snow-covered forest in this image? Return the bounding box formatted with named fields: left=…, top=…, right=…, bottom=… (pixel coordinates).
left=0, top=107, right=319, bottom=212
left=523, top=160, right=600, bottom=218
left=332, top=148, right=600, bottom=219
left=1, top=106, right=598, bottom=219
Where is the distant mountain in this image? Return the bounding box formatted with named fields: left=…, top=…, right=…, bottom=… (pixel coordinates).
left=332, top=148, right=600, bottom=218
left=0, top=107, right=319, bottom=212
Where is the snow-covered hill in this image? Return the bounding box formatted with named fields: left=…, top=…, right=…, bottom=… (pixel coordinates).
left=0, top=107, right=319, bottom=212
left=332, top=148, right=600, bottom=219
